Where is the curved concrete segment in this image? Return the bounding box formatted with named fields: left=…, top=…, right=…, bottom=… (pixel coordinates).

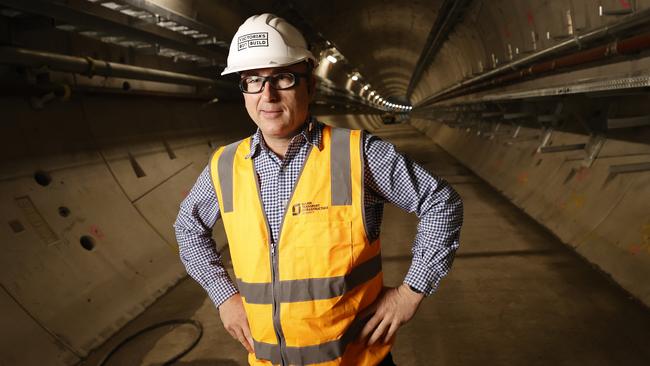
left=0, top=94, right=255, bottom=364
left=410, top=119, right=650, bottom=307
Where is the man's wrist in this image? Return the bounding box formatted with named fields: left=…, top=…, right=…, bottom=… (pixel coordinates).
left=408, top=284, right=423, bottom=294
left=400, top=283, right=425, bottom=301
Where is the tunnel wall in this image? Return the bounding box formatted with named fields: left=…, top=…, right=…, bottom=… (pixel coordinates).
left=0, top=104, right=380, bottom=365
left=0, top=95, right=257, bottom=365
left=313, top=113, right=384, bottom=132
left=410, top=118, right=650, bottom=307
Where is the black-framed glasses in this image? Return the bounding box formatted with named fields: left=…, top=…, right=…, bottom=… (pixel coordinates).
left=239, top=72, right=309, bottom=94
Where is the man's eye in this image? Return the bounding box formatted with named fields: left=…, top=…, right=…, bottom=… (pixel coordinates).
left=275, top=74, right=293, bottom=82
left=246, top=76, right=263, bottom=83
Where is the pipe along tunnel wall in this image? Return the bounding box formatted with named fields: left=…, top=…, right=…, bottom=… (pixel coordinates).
left=410, top=118, right=650, bottom=309
left=0, top=93, right=384, bottom=365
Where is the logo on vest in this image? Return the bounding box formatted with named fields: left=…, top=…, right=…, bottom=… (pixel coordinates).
left=291, top=202, right=328, bottom=216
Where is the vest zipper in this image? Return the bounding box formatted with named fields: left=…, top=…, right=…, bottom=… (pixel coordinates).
left=270, top=243, right=287, bottom=365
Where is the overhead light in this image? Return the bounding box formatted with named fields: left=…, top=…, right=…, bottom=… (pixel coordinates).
left=326, top=55, right=338, bottom=63
left=351, top=75, right=359, bottom=81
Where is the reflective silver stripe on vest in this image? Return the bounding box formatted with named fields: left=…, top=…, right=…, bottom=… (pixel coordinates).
left=237, top=253, right=382, bottom=304
left=253, top=340, right=282, bottom=365
left=217, top=141, right=241, bottom=213
left=254, top=311, right=368, bottom=364
left=330, top=128, right=352, bottom=206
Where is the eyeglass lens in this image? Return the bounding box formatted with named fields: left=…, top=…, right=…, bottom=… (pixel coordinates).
left=241, top=73, right=296, bottom=93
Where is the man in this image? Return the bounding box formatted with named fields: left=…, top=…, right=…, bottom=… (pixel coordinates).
left=175, top=13, right=463, bottom=366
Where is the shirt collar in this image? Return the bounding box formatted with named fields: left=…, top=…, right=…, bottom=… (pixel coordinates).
left=245, top=116, right=323, bottom=159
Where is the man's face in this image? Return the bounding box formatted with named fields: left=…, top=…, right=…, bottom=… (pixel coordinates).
left=241, top=62, right=314, bottom=141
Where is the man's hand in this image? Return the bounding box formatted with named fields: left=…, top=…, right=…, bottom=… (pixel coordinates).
left=219, top=293, right=255, bottom=353
left=359, top=284, right=424, bottom=345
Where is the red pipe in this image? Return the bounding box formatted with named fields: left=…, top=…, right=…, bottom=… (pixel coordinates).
left=434, top=32, right=650, bottom=103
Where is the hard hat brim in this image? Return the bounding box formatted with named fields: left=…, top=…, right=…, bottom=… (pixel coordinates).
left=221, top=56, right=316, bottom=75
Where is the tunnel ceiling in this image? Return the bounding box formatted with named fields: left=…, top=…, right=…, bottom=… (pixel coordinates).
left=292, top=0, right=441, bottom=103
left=1, top=0, right=650, bottom=113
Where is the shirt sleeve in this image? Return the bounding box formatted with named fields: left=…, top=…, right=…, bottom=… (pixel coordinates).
left=363, top=132, right=463, bottom=296
left=174, top=164, right=239, bottom=308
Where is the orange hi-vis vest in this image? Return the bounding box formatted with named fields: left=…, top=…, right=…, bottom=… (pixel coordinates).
left=210, top=125, right=392, bottom=365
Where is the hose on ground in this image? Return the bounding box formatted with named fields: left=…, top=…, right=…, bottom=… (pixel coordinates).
left=98, top=319, right=203, bottom=366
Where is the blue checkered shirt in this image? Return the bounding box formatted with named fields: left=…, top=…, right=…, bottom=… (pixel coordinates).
left=174, top=118, right=463, bottom=308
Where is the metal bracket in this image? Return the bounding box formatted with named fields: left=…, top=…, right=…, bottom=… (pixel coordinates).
left=503, top=112, right=531, bottom=120
left=607, top=115, right=650, bottom=129
left=582, top=134, right=607, bottom=168
left=609, top=162, right=650, bottom=175
left=539, top=143, right=586, bottom=153
left=536, top=129, right=553, bottom=153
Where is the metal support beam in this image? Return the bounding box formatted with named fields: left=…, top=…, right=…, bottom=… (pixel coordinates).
left=537, top=115, right=559, bottom=123
left=607, top=115, right=650, bottom=129
left=536, top=129, right=553, bottom=153
left=539, top=143, right=586, bottom=153
left=117, top=0, right=229, bottom=46
left=0, top=46, right=217, bottom=86
left=504, top=112, right=531, bottom=120
left=581, top=134, right=606, bottom=168
left=405, top=0, right=471, bottom=100
left=609, top=162, right=650, bottom=175
left=0, top=0, right=225, bottom=62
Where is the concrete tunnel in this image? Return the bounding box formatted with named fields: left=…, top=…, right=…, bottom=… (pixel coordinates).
left=1, top=0, right=650, bottom=365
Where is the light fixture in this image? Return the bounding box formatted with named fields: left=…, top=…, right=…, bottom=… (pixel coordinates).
left=351, top=75, right=359, bottom=81
left=326, top=55, right=338, bottom=63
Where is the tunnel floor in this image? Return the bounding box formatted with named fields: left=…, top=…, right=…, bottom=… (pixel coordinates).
left=81, top=123, right=650, bottom=366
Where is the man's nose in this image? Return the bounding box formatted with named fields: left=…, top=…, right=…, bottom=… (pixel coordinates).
left=261, top=79, right=279, bottom=100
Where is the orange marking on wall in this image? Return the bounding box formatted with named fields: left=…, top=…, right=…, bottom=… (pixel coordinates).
left=90, top=224, right=105, bottom=239
left=517, top=172, right=529, bottom=185
left=571, top=193, right=585, bottom=208
left=526, top=11, right=535, bottom=25
left=628, top=222, right=650, bottom=255
left=575, top=167, right=590, bottom=183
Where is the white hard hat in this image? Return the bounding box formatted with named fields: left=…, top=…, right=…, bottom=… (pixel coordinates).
left=221, top=13, right=317, bottom=75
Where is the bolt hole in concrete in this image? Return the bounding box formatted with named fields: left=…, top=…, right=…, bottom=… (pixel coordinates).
left=33, top=170, right=51, bottom=186
left=8, top=220, right=25, bottom=233
left=58, top=206, right=71, bottom=217
left=80, top=235, right=95, bottom=251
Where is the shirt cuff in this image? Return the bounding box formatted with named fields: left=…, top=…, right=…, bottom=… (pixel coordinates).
left=403, top=259, right=441, bottom=296
left=205, top=277, right=239, bottom=308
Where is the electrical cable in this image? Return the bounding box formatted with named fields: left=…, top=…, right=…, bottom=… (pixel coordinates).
left=97, top=319, right=203, bottom=366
